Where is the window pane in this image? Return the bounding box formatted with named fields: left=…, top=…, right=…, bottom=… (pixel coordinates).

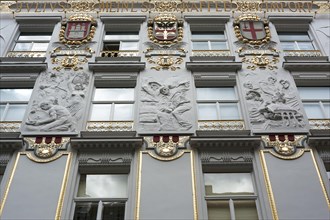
left=281, top=42, right=296, bottom=50
left=207, top=200, right=230, bottom=220
left=298, top=87, right=330, bottom=100
left=278, top=33, right=310, bottom=41
left=77, top=174, right=128, bottom=198
left=198, top=104, right=217, bottom=120
left=103, top=202, right=125, bottom=220
left=192, top=41, right=209, bottom=50
left=104, top=33, right=139, bottom=41
left=197, top=88, right=237, bottom=100
left=94, top=89, right=134, bottom=101
left=219, top=104, right=240, bottom=120
left=4, top=104, right=27, bottom=121
left=31, top=43, right=49, bottom=51
left=210, top=41, right=227, bottom=50
left=18, top=35, right=52, bottom=41
left=192, top=33, right=225, bottom=40
left=120, top=42, right=138, bottom=50
left=0, top=89, right=32, bottom=101
left=90, top=104, right=111, bottom=121
left=13, top=43, right=32, bottom=51
left=234, top=200, right=258, bottom=220
left=323, top=103, right=330, bottom=118
left=297, top=42, right=314, bottom=50
left=204, top=173, right=254, bottom=195
left=303, top=103, right=324, bottom=119
left=113, top=104, right=133, bottom=121
left=73, top=202, right=98, bottom=220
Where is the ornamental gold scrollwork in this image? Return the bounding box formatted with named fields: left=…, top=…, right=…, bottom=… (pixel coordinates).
left=52, top=56, right=88, bottom=71
left=59, top=14, right=97, bottom=46
left=147, top=56, right=183, bottom=71
left=144, top=136, right=190, bottom=161
left=234, top=14, right=271, bottom=46
left=24, top=137, right=70, bottom=162
left=242, top=55, right=279, bottom=70
left=262, top=135, right=306, bottom=159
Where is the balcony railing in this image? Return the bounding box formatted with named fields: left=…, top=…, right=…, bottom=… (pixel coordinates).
left=198, top=120, right=245, bottom=131
left=309, top=119, right=330, bottom=130
left=0, top=122, right=21, bottom=132
left=283, top=50, right=322, bottom=57
left=192, top=50, right=231, bottom=57
left=86, top=121, right=134, bottom=132
left=6, top=51, right=47, bottom=58
left=100, top=50, right=139, bottom=58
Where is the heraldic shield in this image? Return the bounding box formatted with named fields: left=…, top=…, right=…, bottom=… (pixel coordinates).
left=65, top=21, right=91, bottom=41
left=153, top=14, right=178, bottom=41
left=239, top=20, right=266, bottom=41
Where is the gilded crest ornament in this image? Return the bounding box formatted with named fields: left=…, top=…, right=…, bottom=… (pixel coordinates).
left=234, top=14, right=270, bottom=45
left=59, top=14, right=97, bottom=46
left=148, top=14, right=183, bottom=45
left=25, top=137, right=70, bottom=159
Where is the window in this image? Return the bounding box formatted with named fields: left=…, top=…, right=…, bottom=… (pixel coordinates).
left=298, top=87, right=330, bottom=119
left=196, top=87, right=241, bottom=120
left=278, top=32, right=315, bottom=51
left=73, top=174, right=128, bottom=220
left=204, top=173, right=258, bottom=220
left=0, top=89, right=33, bottom=121
left=102, top=33, right=139, bottom=57
left=12, top=33, right=52, bottom=52
left=90, top=88, right=134, bottom=121
left=191, top=32, right=228, bottom=50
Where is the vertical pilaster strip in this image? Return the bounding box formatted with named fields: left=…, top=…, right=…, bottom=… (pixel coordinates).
left=190, top=150, right=198, bottom=220
left=135, top=150, right=143, bottom=220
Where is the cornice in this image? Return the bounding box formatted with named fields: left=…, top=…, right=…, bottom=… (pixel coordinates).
left=88, top=61, right=145, bottom=72
left=70, top=137, right=143, bottom=150
left=186, top=61, right=242, bottom=72
left=190, top=136, right=261, bottom=149
left=283, top=61, right=330, bottom=71
left=0, top=57, right=47, bottom=73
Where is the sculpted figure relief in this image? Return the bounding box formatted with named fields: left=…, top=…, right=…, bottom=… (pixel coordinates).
left=140, top=77, right=192, bottom=131
left=243, top=75, right=305, bottom=129
left=25, top=71, right=89, bottom=132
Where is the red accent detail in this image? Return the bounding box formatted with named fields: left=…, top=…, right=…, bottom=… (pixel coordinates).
left=54, top=137, right=62, bottom=144
left=45, top=137, right=53, bottom=144
left=172, top=135, right=179, bottom=143
left=269, top=135, right=276, bottom=142
left=288, top=134, right=295, bottom=142
left=162, top=136, right=169, bottom=143
left=153, top=136, right=160, bottom=143
left=278, top=135, right=285, bottom=142
left=35, top=136, right=43, bottom=144
left=242, top=21, right=263, bottom=40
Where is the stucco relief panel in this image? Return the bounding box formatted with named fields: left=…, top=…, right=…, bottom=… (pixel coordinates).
left=138, top=76, right=194, bottom=133
left=241, top=72, right=308, bottom=133
left=23, top=71, right=90, bottom=132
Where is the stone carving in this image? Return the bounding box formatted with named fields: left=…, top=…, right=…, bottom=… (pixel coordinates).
left=25, top=71, right=89, bottom=132
left=243, top=75, right=305, bottom=130
left=139, top=77, right=192, bottom=131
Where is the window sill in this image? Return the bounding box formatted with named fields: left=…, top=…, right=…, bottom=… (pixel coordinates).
left=283, top=61, right=330, bottom=71
left=186, top=61, right=242, bottom=72
left=89, top=59, right=145, bottom=72
left=0, top=57, right=47, bottom=73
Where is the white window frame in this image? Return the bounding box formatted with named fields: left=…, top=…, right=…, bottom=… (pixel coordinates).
left=0, top=88, right=33, bottom=121
left=73, top=174, right=128, bottom=220
left=298, top=87, right=330, bottom=119
left=103, top=32, right=139, bottom=51
left=90, top=88, right=135, bottom=121
left=191, top=31, right=228, bottom=50
left=278, top=32, right=315, bottom=51
left=204, top=172, right=259, bottom=220
left=196, top=87, right=242, bottom=120
left=12, top=33, right=52, bottom=52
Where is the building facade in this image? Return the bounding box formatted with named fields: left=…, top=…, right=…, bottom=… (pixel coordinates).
left=0, top=0, right=329, bottom=219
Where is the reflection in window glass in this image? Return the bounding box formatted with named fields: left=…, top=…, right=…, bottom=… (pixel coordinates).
left=4, top=105, right=27, bottom=121
left=94, top=89, right=134, bottom=101
left=103, top=202, right=125, bottom=220
left=207, top=200, right=230, bottom=220
left=234, top=200, right=258, bottom=220
left=90, top=104, right=111, bottom=121
left=298, top=87, right=330, bottom=100
left=197, top=88, right=237, bottom=101
left=113, top=104, right=133, bottom=120
left=77, top=174, right=128, bottom=198
left=0, top=89, right=33, bottom=101
left=303, top=103, right=324, bottom=119
left=278, top=32, right=315, bottom=50
left=219, top=104, right=240, bottom=120
left=73, top=202, right=98, bottom=220
left=198, top=104, right=217, bottom=120
left=204, top=173, right=254, bottom=195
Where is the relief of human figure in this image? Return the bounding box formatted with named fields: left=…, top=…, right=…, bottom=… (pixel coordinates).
left=140, top=78, right=192, bottom=131
left=26, top=97, right=75, bottom=131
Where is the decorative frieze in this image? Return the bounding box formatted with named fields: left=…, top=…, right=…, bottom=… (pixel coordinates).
left=200, top=150, right=253, bottom=165
left=283, top=50, right=322, bottom=57
left=309, top=119, right=330, bottom=130
left=6, top=51, right=47, bottom=58
left=0, top=122, right=21, bottom=133
left=191, top=50, right=231, bottom=57
left=86, top=121, right=134, bottom=132
left=78, top=151, right=133, bottom=167
left=198, top=120, right=245, bottom=131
